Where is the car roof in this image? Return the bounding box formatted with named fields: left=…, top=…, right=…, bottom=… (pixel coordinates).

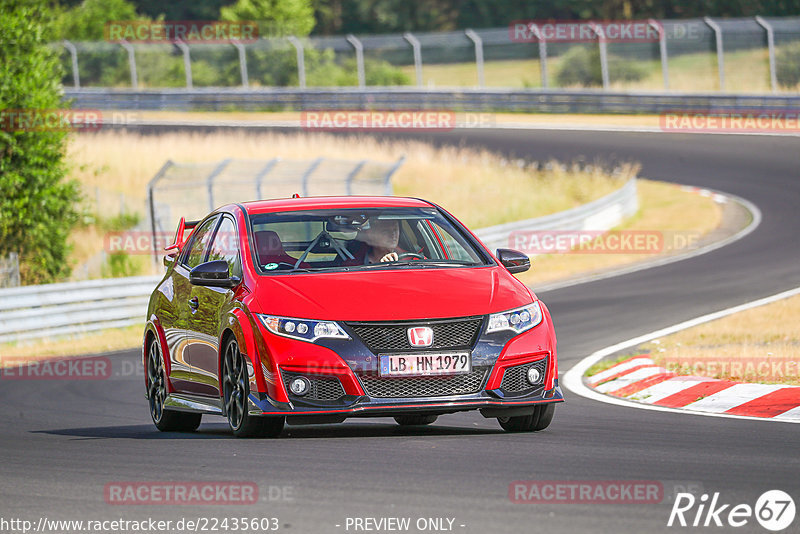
left=240, top=196, right=434, bottom=215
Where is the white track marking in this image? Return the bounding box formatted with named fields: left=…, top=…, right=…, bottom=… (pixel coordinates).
left=774, top=406, right=800, bottom=421
left=536, top=190, right=761, bottom=293
left=587, top=357, right=654, bottom=385
left=682, top=383, right=786, bottom=413
left=563, top=285, right=800, bottom=424
left=629, top=377, right=711, bottom=404
left=594, top=367, right=669, bottom=393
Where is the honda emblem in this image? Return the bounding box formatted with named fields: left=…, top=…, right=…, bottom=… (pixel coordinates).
left=408, top=326, right=434, bottom=347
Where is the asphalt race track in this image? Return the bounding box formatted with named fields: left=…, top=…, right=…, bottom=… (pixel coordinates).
left=2, top=129, right=799, bottom=533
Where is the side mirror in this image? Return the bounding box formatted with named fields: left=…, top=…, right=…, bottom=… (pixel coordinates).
left=190, top=260, right=240, bottom=288
left=496, top=248, right=531, bottom=274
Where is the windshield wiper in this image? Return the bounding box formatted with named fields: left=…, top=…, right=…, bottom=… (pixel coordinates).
left=357, top=260, right=478, bottom=269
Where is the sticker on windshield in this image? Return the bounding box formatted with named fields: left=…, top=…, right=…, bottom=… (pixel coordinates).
left=264, top=263, right=279, bottom=270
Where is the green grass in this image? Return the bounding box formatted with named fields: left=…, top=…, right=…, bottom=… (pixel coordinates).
left=402, top=48, right=793, bottom=93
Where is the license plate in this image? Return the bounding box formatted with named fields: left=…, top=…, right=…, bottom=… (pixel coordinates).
left=379, top=352, right=471, bottom=377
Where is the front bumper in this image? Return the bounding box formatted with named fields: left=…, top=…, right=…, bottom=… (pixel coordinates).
left=247, top=379, right=564, bottom=418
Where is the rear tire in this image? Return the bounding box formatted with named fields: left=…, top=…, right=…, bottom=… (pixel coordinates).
left=497, top=404, right=555, bottom=432
left=394, top=415, right=438, bottom=426
left=222, top=337, right=284, bottom=438
left=146, top=337, right=202, bottom=432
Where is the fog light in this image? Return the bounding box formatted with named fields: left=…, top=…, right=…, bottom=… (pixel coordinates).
left=289, top=376, right=310, bottom=396
left=527, top=367, right=542, bottom=385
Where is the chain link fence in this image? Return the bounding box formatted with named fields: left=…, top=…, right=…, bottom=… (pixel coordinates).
left=147, top=156, right=405, bottom=259
left=55, top=17, right=800, bottom=93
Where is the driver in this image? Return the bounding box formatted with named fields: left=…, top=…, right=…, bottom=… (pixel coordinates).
left=360, top=219, right=402, bottom=264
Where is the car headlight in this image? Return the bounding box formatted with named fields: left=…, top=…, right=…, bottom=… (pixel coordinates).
left=486, top=302, right=543, bottom=335
left=257, top=314, right=350, bottom=343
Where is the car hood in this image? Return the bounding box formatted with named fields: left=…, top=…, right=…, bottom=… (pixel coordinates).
left=253, top=266, right=533, bottom=321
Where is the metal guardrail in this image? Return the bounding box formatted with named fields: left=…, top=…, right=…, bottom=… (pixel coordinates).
left=64, top=88, right=800, bottom=114
left=0, top=276, right=159, bottom=343
left=475, top=178, right=638, bottom=251
left=0, top=180, right=636, bottom=344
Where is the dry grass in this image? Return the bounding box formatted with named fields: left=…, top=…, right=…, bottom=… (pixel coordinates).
left=515, top=180, right=723, bottom=287
left=68, top=130, right=630, bottom=227
left=66, top=130, right=633, bottom=277
left=0, top=324, right=144, bottom=361
left=647, top=294, right=800, bottom=385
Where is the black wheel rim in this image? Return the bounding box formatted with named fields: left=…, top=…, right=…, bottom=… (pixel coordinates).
left=147, top=339, right=166, bottom=423
left=223, top=341, right=247, bottom=431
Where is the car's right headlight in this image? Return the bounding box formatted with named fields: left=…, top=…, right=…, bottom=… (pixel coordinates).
left=485, top=302, right=543, bottom=335
left=257, top=314, right=350, bottom=343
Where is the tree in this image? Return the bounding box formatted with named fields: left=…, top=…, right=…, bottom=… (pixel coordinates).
left=0, top=0, right=81, bottom=284
left=221, top=0, right=315, bottom=37
left=56, top=0, right=141, bottom=40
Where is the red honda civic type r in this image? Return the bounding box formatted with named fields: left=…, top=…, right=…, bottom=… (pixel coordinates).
left=143, top=196, right=562, bottom=437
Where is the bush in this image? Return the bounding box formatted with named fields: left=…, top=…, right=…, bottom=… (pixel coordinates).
left=776, top=42, right=800, bottom=88
left=0, top=0, right=82, bottom=284
left=555, top=46, right=647, bottom=87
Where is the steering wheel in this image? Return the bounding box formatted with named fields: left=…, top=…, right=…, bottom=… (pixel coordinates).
left=397, top=252, right=425, bottom=260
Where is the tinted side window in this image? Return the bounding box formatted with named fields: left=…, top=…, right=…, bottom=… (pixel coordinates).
left=183, top=216, right=219, bottom=269
left=207, top=217, right=242, bottom=278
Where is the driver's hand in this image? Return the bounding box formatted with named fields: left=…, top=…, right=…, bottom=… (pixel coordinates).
left=380, top=252, right=399, bottom=262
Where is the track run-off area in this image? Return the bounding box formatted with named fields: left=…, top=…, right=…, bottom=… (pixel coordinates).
left=1, top=127, right=799, bottom=534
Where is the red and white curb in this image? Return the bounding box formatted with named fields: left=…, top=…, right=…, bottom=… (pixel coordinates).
left=563, top=285, right=800, bottom=424
left=587, top=354, right=800, bottom=421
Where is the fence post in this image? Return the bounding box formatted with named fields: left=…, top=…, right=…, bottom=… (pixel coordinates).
left=589, top=23, right=610, bottom=90
left=206, top=159, right=232, bottom=211
left=755, top=16, right=778, bottom=93
left=403, top=32, right=423, bottom=87
left=649, top=19, right=669, bottom=90
left=231, top=39, right=249, bottom=88
left=345, top=160, right=367, bottom=195
left=254, top=158, right=281, bottom=199
left=526, top=23, right=548, bottom=88
left=119, top=39, right=138, bottom=89
left=383, top=156, right=406, bottom=195
left=464, top=29, right=484, bottom=87
left=287, top=36, right=306, bottom=88
left=346, top=34, right=365, bottom=89
left=301, top=158, right=323, bottom=196
left=704, top=17, right=725, bottom=91
left=175, top=40, right=193, bottom=89
left=62, top=40, right=80, bottom=88
left=147, top=160, right=175, bottom=265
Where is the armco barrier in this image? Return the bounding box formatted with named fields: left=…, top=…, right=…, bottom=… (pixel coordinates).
left=63, top=88, right=800, bottom=114
left=0, top=276, right=159, bottom=344
left=0, top=180, right=635, bottom=343
left=474, top=178, right=638, bottom=251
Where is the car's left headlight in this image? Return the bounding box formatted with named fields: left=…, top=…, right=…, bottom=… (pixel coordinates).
left=257, top=314, right=350, bottom=343
left=486, top=302, right=543, bottom=335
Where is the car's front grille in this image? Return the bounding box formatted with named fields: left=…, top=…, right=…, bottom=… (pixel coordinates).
left=280, top=371, right=345, bottom=401
left=501, top=357, right=548, bottom=393
left=359, top=369, right=488, bottom=398
left=346, top=317, right=483, bottom=353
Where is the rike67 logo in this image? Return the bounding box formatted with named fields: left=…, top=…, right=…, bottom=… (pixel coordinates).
left=668, top=490, right=795, bottom=531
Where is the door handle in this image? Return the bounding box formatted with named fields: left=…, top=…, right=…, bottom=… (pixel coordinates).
left=188, top=297, right=199, bottom=310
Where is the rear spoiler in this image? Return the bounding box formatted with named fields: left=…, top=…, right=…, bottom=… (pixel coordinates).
left=164, top=217, right=200, bottom=253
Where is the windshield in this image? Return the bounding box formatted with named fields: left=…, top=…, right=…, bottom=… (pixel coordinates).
left=248, top=207, right=489, bottom=273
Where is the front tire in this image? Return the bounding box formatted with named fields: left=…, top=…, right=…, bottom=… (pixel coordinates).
left=394, top=415, right=438, bottom=426
left=222, top=338, right=284, bottom=438
left=146, top=338, right=201, bottom=432
left=497, top=403, right=555, bottom=432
